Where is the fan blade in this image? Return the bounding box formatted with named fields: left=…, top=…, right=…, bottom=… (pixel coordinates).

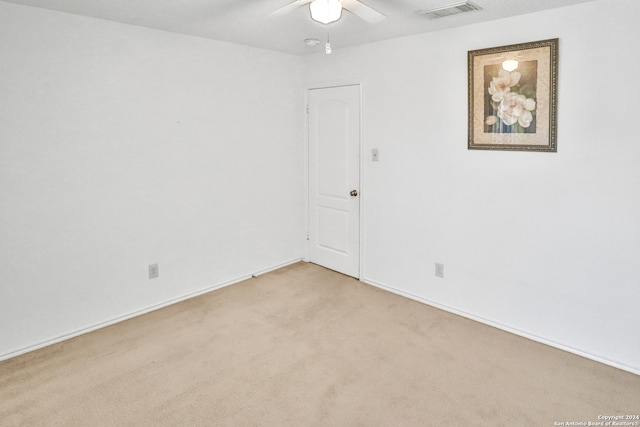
left=269, top=0, right=313, bottom=16
left=341, top=0, right=385, bottom=23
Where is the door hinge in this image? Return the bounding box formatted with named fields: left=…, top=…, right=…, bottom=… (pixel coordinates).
left=306, top=232, right=310, bottom=241
left=306, top=105, right=309, bottom=114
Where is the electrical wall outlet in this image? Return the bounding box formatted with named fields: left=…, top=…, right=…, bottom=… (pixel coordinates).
left=149, top=263, right=159, bottom=279
left=435, top=263, right=444, bottom=278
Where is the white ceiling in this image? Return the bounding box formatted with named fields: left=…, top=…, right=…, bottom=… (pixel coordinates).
left=2, top=0, right=595, bottom=55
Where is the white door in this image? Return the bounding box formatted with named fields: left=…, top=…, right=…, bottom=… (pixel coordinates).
left=307, top=85, right=360, bottom=278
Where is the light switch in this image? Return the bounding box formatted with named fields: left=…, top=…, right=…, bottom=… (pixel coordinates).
left=372, top=148, right=379, bottom=162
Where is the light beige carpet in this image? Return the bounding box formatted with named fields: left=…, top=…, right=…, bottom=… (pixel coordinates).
left=1, top=262, right=638, bottom=426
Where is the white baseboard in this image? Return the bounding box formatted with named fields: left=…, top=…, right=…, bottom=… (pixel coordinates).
left=361, top=277, right=640, bottom=376
left=0, top=258, right=302, bottom=362
left=250, top=258, right=301, bottom=277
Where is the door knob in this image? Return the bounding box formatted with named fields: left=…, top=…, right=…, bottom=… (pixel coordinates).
left=350, top=189, right=358, bottom=197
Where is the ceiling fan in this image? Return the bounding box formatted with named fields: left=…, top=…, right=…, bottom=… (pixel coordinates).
left=270, top=0, right=385, bottom=24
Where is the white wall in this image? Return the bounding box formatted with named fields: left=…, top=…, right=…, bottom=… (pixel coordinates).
left=0, top=3, right=304, bottom=358
left=303, top=0, right=640, bottom=374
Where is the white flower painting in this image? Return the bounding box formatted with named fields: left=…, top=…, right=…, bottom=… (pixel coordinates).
left=484, top=60, right=537, bottom=134
left=468, top=38, right=558, bottom=152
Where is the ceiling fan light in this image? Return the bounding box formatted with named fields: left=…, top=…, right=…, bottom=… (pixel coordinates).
left=310, top=0, right=342, bottom=24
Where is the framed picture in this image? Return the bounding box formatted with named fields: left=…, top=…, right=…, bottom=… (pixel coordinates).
left=468, top=38, right=558, bottom=152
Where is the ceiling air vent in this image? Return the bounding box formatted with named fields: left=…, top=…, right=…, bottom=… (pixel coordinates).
left=416, top=1, right=482, bottom=19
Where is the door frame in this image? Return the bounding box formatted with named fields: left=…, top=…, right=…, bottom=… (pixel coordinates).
left=303, top=81, right=364, bottom=279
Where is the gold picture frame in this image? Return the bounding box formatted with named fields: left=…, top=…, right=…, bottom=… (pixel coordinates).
left=468, top=38, right=558, bottom=152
